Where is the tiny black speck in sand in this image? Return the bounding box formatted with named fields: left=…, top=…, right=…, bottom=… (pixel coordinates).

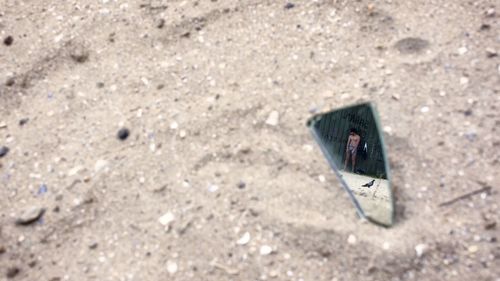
left=0, top=146, right=9, bottom=158
left=117, top=128, right=130, bottom=140
left=3, top=36, right=13, bottom=46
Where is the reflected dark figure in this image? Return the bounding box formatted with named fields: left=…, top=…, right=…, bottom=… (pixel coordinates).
left=343, top=128, right=360, bottom=172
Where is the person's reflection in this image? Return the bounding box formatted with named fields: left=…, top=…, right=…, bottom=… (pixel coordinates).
left=343, top=128, right=360, bottom=172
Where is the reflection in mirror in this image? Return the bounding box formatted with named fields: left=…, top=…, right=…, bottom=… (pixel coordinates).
left=307, top=103, right=394, bottom=226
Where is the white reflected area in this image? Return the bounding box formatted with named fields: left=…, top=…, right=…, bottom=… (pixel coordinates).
left=339, top=171, right=391, bottom=225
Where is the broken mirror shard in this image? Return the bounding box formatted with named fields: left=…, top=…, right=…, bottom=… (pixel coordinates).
left=307, top=103, right=394, bottom=226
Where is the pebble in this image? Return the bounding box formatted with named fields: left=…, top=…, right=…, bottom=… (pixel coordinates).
left=0, top=146, right=9, bottom=158
left=158, top=212, right=175, bottom=226
left=170, top=121, right=178, bottom=130
left=318, top=175, right=326, bottom=183
left=485, top=8, right=495, bottom=17
left=68, top=166, right=84, bottom=176
left=269, top=270, right=279, bottom=278
left=237, top=181, right=246, bottom=189
left=464, top=131, right=477, bottom=142
left=383, top=126, right=392, bottom=134
left=260, top=245, right=273, bottom=255
left=486, top=48, right=497, bottom=58
left=0, top=122, right=6, bottom=129
left=208, top=184, right=219, bottom=193
left=415, top=243, right=428, bottom=257
left=237, top=232, right=251, bottom=245
left=265, top=111, right=280, bottom=126
left=166, top=260, right=178, bottom=274
left=468, top=245, right=478, bottom=253
left=18, top=118, right=29, bottom=126
left=284, top=2, right=295, bottom=9
left=6, top=267, right=20, bottom=278
left=347, top=234, right=357, bottom=245
left=3, top=36, right=13, bottom=46
left=457, top=47, right=468, bottom=55
left=117, top=128, right=130, bottom=140
left=179, top=130, right=187, bottom=138
left=460, top=77, right=469, bottom=85
left=420, top=106, right=429, bottom=113
left=94, top=159, right=109, bottom=173
left=16, top=207, right=45, bottom=225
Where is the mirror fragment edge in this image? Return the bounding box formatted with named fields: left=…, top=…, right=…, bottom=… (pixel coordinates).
left=306, top=102, right=395, bottom=227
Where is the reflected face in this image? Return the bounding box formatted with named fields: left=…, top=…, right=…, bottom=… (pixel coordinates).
left=307, top=103, right=394, bottom=226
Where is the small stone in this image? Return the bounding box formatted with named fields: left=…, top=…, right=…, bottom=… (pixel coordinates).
left=117, top=128, right=130, bottom=140
left=468, top=245, right=478, bottom=253
left=269, top=270, right=279, bottom=278
left=460, top=77, right=469, bottom=85
left=157, top=18, right=165, bottom=29
left=383, top=126, right=392, bottom=134
left=16, top=207, right=45, bottom=225
left=415, top=243, right=428, bottom=257
left=464, top=131, right=477, bottom=142
left=485, top=8, right=495, bottom=17
left=391, top=93, right=400, bottom=100
left=88, top=242, right=98, bottom=249
left=260, top=245, right=273, bottom=255
left=237, top=232, right=251, bottom=245
left=3, top=36, right=13, bottom=46
left=179, top=130, right=187, bottom=138
left=70, top=45, right=89, bottom=63
left=265, top=111, right=280, bottom=126
left=208, top=184, right=219, bottom=192
left=166, top=260, right=178, bottom=274
left=420, top=106, right=429, bottom=113
left=0, top=146, right=9, bottom=158
left=94, top=159, right=109, bottom=173
left=486, top=48, right=498, bottom=58
left=237, top=181, right=246, bottom=189
left=158, top=212, right=175, bottom=227
left=68, top=166, right=84, bottom=176
left=284, top=2, right=295, bottom=9
left=19, top=118, right=29, bottom=126
left=170, top=121, right=178, bottom=130
left=6, top=267, right=20, bottom=278
left=347, top=234, right=357, bottom=245
left=485, top=221, right=496, bottom=230
left=457, top=46, right=468, bottom=55
left=5, top=78, right=15, bottom=87
left=394, top=37, right=429, bottom=54
left=318, top=175, right=326, bottom=183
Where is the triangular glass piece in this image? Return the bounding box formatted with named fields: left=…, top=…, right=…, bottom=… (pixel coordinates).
left=307, top=103, right=394, bottom=226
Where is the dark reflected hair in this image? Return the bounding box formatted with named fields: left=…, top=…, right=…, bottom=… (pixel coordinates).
left=349, top=128, right=358, bottom=134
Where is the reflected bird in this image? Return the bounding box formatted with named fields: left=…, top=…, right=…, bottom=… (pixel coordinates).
left=362, top=179, right=375, bottom=188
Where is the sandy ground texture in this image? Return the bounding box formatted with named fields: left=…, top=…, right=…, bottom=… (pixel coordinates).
left=0, top=0, right=499, bottom=280
left=339, top=171, right=391, bottom=226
